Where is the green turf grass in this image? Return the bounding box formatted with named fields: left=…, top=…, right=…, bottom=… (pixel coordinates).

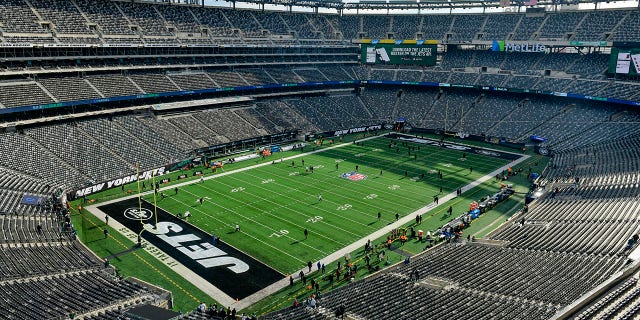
left=74, top=133, right=539, bottom=314
left=79, top=131, right=376, bottom=205
left=71, top=208, right=215, bottom=312
left=243, top=154, right=547, bottom=315
left=137, top=135, right=511, bottom=274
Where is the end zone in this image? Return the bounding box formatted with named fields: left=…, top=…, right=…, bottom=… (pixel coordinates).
left=89, top=198, right=283, bottom=304
left=388, top=132, right=523, bottom=161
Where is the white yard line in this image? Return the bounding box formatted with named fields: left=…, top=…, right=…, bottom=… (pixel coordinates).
left=93, top=135, right=383, bottom=208
left=193, top=180, right=356, bottom=246
left=179, top=187, right=331, bottom=257
left=83, top=136, right=382, bottom=305
left=84, top=134, right=530, bottom=309
left=83, top=205, right=238, bottom=307
left=167, top=193, right=309, bottom=265
left=247, top=161, right=422, bottom=213
left=235, top=154, right=531, bottom=309
left=220, top=171, right=372, bottom=237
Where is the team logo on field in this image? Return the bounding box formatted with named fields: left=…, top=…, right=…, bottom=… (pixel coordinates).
left=124, top=207, right=154, bottom=221
left=341, top=172, right=367, bottom=181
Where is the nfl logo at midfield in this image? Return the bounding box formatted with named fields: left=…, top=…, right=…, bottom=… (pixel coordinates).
left=341, top=172, right=367, bottom=181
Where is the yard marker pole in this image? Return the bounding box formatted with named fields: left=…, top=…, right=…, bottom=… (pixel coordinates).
left=136, top=162, right=146, bottom=242
left=136, top=162, right=142, bottom=221
left=151, top=169, right=158, bottom=229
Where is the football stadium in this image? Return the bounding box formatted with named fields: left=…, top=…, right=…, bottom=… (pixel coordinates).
left=2, top=0, right=640, bottom=319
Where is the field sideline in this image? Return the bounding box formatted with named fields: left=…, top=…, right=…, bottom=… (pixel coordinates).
left=129, top=134, right=510, bottom=270
left=83, top=132, right=528, bottom=309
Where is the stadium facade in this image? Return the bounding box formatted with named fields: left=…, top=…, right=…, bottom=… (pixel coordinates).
left=1, top=0, right=640, bottom=319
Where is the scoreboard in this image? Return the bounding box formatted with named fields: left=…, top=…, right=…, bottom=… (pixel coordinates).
left=609, top=47, right=640, bottom=76
left=360, top=40, right=437, bottom=66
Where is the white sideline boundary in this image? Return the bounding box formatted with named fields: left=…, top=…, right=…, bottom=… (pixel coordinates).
left=237, top=153, right=530, bottom=309
left=83, top=133, right=530, bottom=310
left=83, top=134, right=385, bottom=307
left=84, top=205, right=238, bottom=307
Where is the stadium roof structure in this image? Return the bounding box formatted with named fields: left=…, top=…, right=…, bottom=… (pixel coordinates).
left=138, top=0, right=621, bottom=11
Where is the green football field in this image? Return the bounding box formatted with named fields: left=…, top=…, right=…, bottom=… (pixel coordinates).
left=136, top=134, right=513, bottom=274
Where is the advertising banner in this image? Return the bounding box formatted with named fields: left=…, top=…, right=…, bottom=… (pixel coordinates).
left=361, top=43, right=437, bottom=66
